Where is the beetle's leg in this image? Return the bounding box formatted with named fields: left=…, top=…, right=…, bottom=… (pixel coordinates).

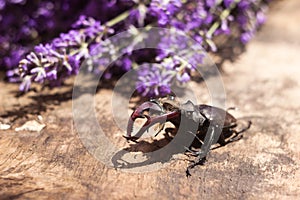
left=217, top=121, right=251, bottom=146
left=226, top=107, right=237, bottom=112
left=237, top=120, right=252, bottom=134
left=184, top=146, right=199, bottom=155
left=186, top=157, right=206, bottom=177
left=215, top=123, right=237, bottom=146
left=228, top=132, right=243, bottom=143
left=198, top=125, right=221, bottom=158
left=187, top=131, right=204, bottom=145
left=186, top=125, right=222, bottom=177
left=184, top=131, right=204, bottom=156
left=226, top=120, right=251, bottom=143
left=184, top=147, right=202, bottom=157
left=223, top=122, right=237, bottom=129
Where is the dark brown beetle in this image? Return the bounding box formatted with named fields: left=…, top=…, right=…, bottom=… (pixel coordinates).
left=124, top=96, right=251, bottom=176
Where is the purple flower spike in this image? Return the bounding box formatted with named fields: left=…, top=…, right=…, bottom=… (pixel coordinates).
left=3, top=0, right=271, bottom=97
left=136, top=63, right=174, bottom=97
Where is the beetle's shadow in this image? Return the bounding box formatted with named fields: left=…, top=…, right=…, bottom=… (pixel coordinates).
left=111, top=130, right=205, bottom=170
left=111, top=131, right=192, bottom=169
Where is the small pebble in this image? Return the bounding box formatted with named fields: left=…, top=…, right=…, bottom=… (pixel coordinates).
left=0, top=123, right=11, bottom=130
left=15, top=120, right=46, bottom=132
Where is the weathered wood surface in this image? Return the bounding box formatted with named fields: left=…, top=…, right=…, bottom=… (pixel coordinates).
left=0, top=1, right=300, bottom=199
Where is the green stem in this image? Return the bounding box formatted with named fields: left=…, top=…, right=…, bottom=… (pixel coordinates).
left=206, top=0, right=241, bottom=37
left=105, top=10, right=131, bottom=27
left=69, top=9, right=133, bottom=56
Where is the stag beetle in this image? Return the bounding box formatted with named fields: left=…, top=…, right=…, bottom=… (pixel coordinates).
left=124, top=96, right=251, bottom=176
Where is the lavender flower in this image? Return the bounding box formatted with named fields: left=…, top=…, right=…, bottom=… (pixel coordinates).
left=136, top=63, right=173, bottom=97
left=17, top=15, right=112, bottom=91
left=156, top=27, right=205, bottom=64
left=149, top=0, right=182, bottom=26
left=0, top=0, right=271, bottom=97
left=136, top=53, right=198, bottom=97
left=0, top=0, right=133, bottom=74
left=1, top=0, right=87, bottom=74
